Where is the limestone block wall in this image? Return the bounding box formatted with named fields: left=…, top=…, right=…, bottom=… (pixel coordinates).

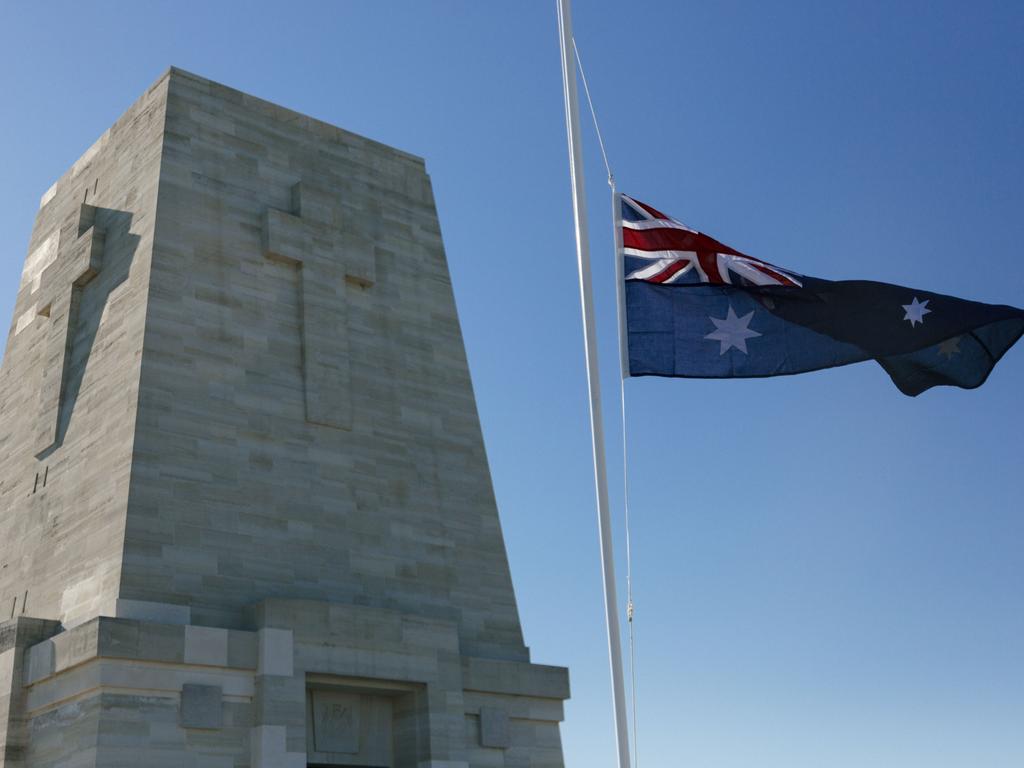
left=16, top=602, right=569, bottom=768
left=122, top=69, right=528, bottom=661
left=0, top=618, right=60, bottom=767
left=0, top=75, right=167, bottom=629
left=0, top=68, right=569, bottom=766
left=21, top=617, right=255, bottom=767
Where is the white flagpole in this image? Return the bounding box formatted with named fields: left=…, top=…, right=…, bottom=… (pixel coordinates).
left=556, top=2, right=632, bottom=766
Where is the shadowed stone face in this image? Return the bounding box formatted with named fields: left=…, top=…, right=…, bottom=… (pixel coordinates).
left=32, top=203, right=105, bottom=456
left=0, top=80, right=161, bottom=632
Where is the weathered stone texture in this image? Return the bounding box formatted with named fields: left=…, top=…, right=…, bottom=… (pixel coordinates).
left=0, top=618, right=61, bottom=767
left=114, top=68, right=528, bottom=663
left=0, top=75, right=168, bottom=631
left=180, top=684, right=224, bottom=730
left=0, top=68, right=568, bottom=766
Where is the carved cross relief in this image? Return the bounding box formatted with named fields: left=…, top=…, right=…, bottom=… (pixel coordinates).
left=263, top=182, right=376, bottom=430
left=30, top=203, right=104, bottom=456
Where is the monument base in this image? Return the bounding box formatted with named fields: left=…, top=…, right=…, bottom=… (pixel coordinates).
left=2, top=601, right=568, bottom=767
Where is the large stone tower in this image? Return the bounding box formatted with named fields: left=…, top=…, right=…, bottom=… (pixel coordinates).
left=0, top=68, right=568, bottom=768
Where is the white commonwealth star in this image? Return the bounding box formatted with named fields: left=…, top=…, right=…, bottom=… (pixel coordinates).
left=705, top=305, right=761, bottom=355
left=902, top=296, right=932, bottom=327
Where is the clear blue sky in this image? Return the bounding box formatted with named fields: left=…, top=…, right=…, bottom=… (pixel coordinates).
left=2, top=2, right=1022, bottom=766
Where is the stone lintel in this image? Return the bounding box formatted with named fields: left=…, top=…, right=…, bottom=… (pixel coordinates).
left=247, top=598, right=461, bottom=652
left=23, top=617, right=257, bottom=687
left=461, top=655, right=571, bottom=701
left=114, top=597, right=192, bottom=625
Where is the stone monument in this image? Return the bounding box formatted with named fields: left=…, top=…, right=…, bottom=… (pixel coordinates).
left=0, top=68, right=568, bottom=767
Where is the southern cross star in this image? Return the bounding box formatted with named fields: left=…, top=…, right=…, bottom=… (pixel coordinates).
left=938, top=335, right=962, bottom=360
left=902, top=296, right=932, bottom=327
left=706, top=305, right=761, bottom=355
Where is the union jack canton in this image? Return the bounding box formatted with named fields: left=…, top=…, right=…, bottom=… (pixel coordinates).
left=621, top=193, right=801, bottom=287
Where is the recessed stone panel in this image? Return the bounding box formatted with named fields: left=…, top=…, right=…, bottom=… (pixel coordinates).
left=180, top=683, right=223, bottom=729
left=306, top=684, right=397, bottom=767
left=480, top=705, right=510, bottom=749
left=312, top=690, right=361, bottom=754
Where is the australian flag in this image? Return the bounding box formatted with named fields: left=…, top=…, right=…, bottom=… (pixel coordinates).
left=622, top=194, right=1024, bottom=396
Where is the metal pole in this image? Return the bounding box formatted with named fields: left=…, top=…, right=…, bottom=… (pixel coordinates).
left=556, top=2, right=632, bottom=766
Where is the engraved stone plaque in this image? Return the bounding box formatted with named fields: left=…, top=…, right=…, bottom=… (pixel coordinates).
left=312, top=690, right=361, bottom=754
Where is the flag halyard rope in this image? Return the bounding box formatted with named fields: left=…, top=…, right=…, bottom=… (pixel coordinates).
left=573, top=38, right=614, bottom=187
left=619, top=363, right=640, bottom=768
